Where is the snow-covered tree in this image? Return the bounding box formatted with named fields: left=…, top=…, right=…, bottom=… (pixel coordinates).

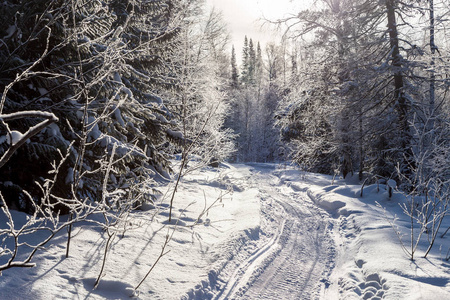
left=230, top=45, right=239, bottom=88
left=224, top=38, right=284, bottom=162
left=276, top=0, right=450, bottom=184
left=163, top=4, right=234, bottom=166
left=0, top=0, right=237, bottom=274
left=0, top=0, right=191, bottom=213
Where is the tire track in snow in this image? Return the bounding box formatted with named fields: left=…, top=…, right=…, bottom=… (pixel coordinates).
left=239, top=193, right=329, bottom=300
left=216, top=166, right=335, bottom=300
left=213, top=209, right=287, bottom=300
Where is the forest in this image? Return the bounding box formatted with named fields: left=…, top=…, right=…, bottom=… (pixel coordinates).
left=0, top=0, right=449, bottom=298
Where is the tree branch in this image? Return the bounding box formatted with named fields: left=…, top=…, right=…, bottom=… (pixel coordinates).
left=0, top=111, right=59, bottom=169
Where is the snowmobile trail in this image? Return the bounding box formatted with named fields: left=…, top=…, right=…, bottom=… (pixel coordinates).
left=217, top=164, right=335, bottom=300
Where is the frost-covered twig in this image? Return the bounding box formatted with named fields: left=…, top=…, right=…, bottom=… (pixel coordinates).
left=376, top=200, right=423, bottom=261
left=94, top=144, right=119, bottom=288
left=0, top=191, right=81, bottom=272
left=189, top=188, right=232, bottom=227
left=0, top=142, right=101, bottom=272
left=393, top=117, right=450, bottom=259
left=424, top=183, right=449, bottom=258
left=0, top=26, right=52, bottom=113
left=168, top=101, right=222, bottom=222
left=133, top=230, right=172, bottom=294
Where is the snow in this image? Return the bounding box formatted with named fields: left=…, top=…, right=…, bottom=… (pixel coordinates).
left=114, top=108, right=126, bottom=127
left=113, top=72, right=122, bottom=84
left=166, top=129, right=183, bottom=139
left=146, top=93, right=163, bottom=105
left=1, top=163, right=449, bottom=299
left=3, top=130, right=25, bottom=146
left=3, top=25, right=16, bottom=39
left=86, top=116, right=101, bottom=141
left=121, top=86, right=133, bottom=99
left=37, top=87, right=48, bottom=96
left=45, top=123, right=60, bottom=137
left=65, top=167, right=74, bottom=185
left=387, top=179, right=397, bottom=189
left=98, top=134, right=146, bottom=158
left=156, top=113, right=170, bottom=124
left=283, top=170, right=450, bottom=300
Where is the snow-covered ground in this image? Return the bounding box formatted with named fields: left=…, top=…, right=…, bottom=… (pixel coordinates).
left=1, top=163, right=449, bottom=299
left=279, top=168, right=450, bottom=300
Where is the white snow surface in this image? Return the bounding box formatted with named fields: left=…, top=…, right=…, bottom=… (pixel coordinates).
left=0, top=163, right=449, bottom=299
left=4, top=130, right=25, bottom=146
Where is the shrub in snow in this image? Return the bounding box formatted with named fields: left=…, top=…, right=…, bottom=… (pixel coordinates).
left=381, top=118, right=450, bottom=260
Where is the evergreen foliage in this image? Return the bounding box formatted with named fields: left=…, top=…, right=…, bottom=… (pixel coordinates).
left=230, top=45, right=239, bottom=88
left=224, top=37, right=283, bottom=162
left=0, top=0, right=232, bottom=214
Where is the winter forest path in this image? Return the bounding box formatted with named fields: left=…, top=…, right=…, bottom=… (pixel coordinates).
left=217, top=164, right=336, bottom=300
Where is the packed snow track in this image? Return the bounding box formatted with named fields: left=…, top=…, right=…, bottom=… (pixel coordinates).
left=216, top=164, right=336, bottom=300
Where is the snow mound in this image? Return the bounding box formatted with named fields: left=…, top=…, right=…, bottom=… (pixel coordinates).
left=307, top=185, right=347, bottom=216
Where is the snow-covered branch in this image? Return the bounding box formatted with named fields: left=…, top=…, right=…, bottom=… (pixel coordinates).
left=0, top=111, right=59, bottom=169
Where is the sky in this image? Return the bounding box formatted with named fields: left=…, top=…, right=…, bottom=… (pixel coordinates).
left=205, top=0, right=303, bottom=62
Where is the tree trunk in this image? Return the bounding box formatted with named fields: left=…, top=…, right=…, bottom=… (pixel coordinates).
left=429, top=0, right=436, bottom=121
left=385, top=0, right=411, bottom=176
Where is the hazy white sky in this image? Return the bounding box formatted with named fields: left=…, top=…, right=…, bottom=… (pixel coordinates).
left=205, top=0, right=302, bottom=62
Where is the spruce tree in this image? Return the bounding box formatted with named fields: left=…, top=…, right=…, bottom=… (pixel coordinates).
left=248, top=38, right=256, bottom=85
left=241, top=36, right=250, bottom=85
left=231, top=45, right=239, bottom=88
left=256, top=42, right=263, bottom=85
left=0, top=0, right=185, bottom=213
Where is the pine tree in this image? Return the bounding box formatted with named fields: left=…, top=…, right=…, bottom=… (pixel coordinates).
left=231, top=45, right=239, bottom=88
left=248, top=38, right=256, bottom=85
left=241, top=36, right=250, bottom=85
left=256, top=42, right=263, bottom=85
